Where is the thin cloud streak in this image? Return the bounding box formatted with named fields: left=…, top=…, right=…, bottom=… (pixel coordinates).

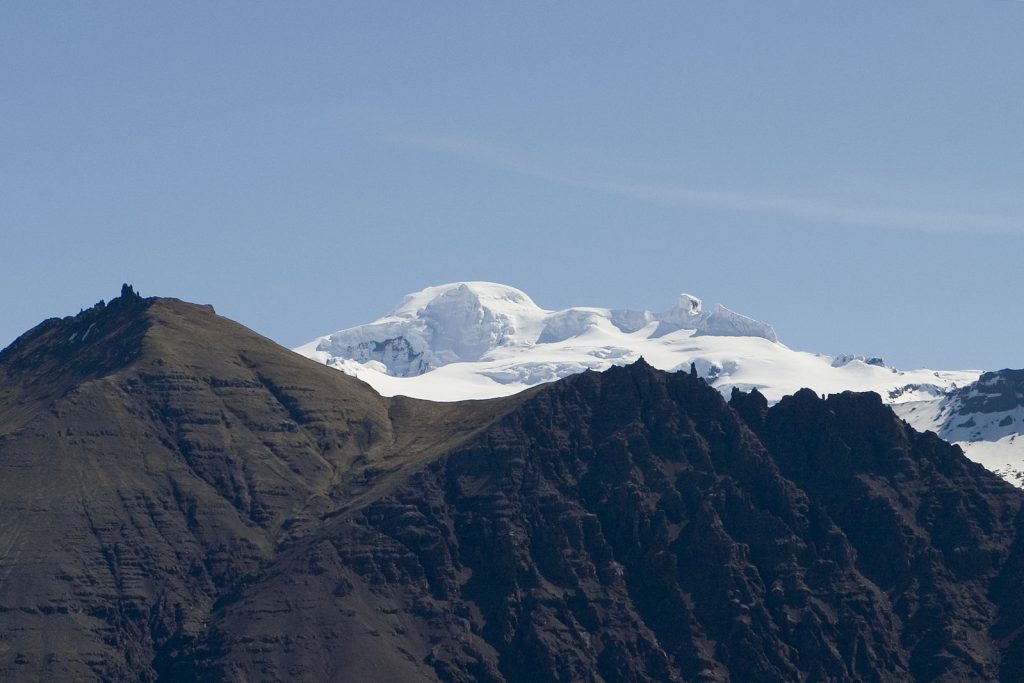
left=397, top=135, right=1024, bottom=236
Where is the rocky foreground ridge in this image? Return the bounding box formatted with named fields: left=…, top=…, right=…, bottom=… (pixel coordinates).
left=1, top=288, right=1023, bottom=682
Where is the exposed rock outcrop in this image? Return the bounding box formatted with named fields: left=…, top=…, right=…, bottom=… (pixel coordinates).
left=0, top=293, right=1021, bottom=681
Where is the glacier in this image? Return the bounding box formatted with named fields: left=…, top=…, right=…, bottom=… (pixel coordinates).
left=295, top=281, right=1024, bottom=486
left=294, top=281, right=972, bottom=403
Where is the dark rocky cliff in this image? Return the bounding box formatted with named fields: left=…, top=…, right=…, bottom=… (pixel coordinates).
left=0, top=292, right=1022, bottom=681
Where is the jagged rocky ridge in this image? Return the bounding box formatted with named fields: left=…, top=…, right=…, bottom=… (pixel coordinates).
left=296, top=282, right=1024, bottom=489
left=1, top=290, right=1024, bottom=681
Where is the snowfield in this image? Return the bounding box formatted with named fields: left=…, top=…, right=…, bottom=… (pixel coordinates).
left=295, top=282, right=976, bottom=402
left=295, top=281, right=1024, bottom=485
left=893, top=384, right=1024, bottom=486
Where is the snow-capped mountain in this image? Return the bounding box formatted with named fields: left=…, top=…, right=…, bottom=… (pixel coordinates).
left=295, top=282, right=778, bottom=381
left=894, top=370, right=1024, bottom=485
left=295, top=282, right=1024, bottom=486
left=295, top=281, right=973, bottom=400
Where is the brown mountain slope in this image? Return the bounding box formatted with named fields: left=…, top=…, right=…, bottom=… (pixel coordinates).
left=0, top=289, right=525, bottom=681
left=1, top=288, right=1023, bottom=682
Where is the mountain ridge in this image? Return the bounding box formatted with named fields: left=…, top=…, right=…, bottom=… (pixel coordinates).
left=0, top=289, right=528, bottom=681
left=295, top=282, right=1024, bottom=485
left=2, top=289, right=1024, bottom=680
left=295, top=281, right=973, bottom=404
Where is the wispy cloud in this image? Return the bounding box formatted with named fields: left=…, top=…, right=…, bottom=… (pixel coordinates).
left=394, top=134, right=1024, bottom=236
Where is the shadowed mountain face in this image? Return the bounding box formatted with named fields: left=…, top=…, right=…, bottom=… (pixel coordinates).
left=1, top=291, right=1022, bottom=682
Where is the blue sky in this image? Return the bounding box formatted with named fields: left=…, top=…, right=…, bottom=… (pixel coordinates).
left=2, top=2, right=1022, bottom=370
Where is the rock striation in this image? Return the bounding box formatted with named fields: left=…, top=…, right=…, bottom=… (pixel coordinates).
left=0, top=290, right=1022, bottom=681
